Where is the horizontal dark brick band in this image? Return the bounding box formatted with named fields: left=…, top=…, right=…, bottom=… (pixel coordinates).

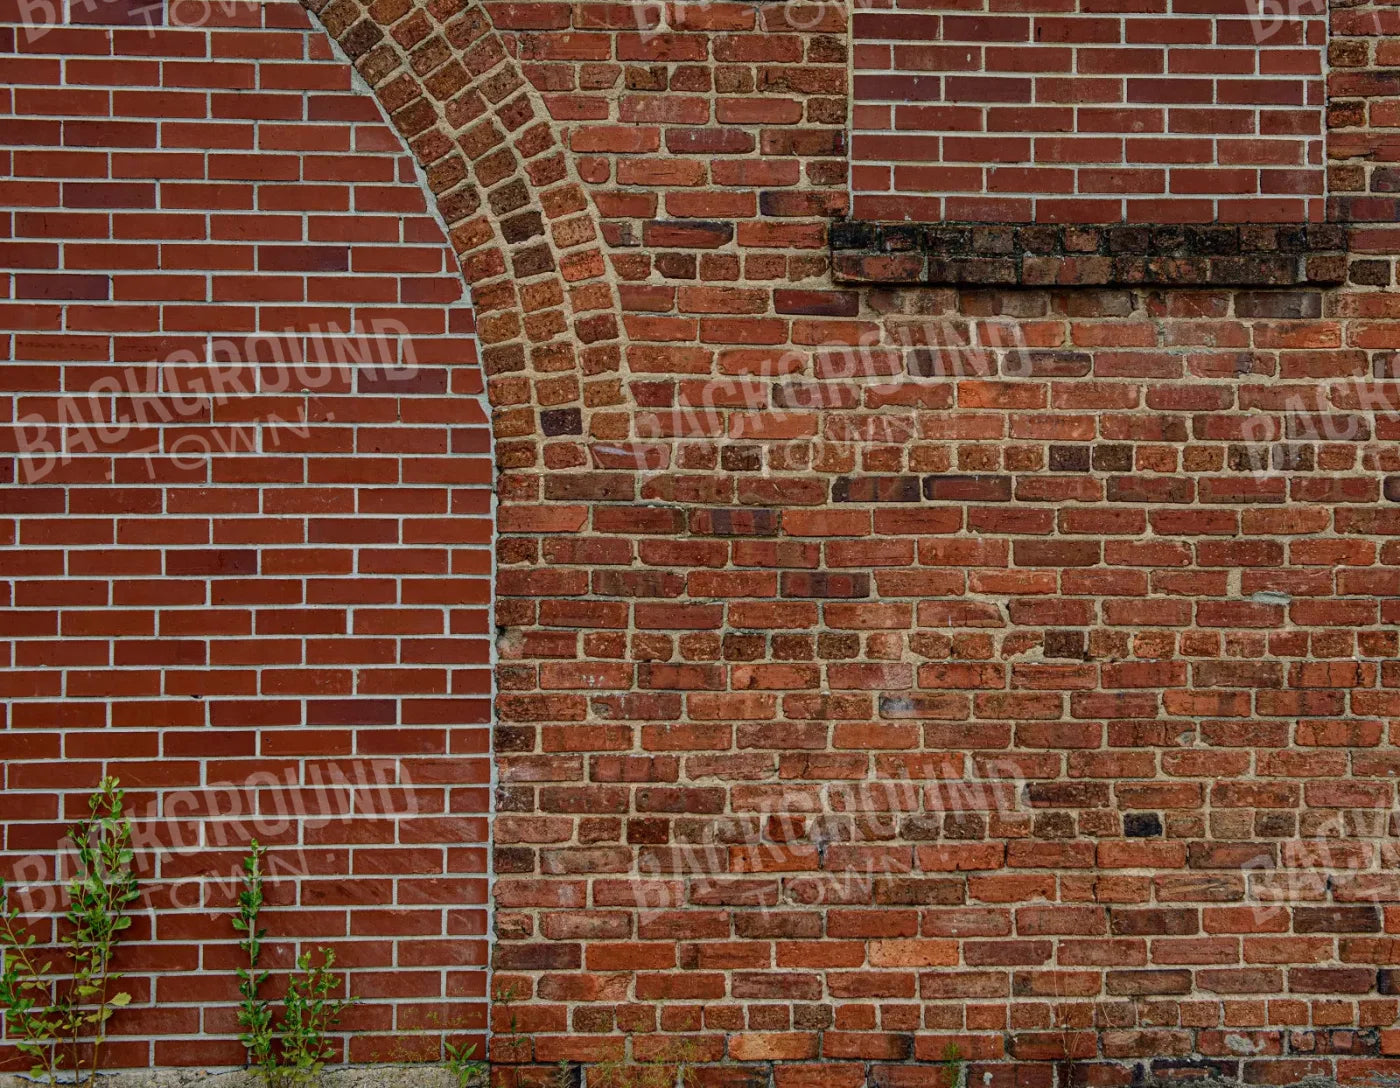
left=831, top=221, right=1349, bottom=288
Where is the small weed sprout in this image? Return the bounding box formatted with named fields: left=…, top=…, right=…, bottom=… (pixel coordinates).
left=942, top=1041, right=966, bottom=1088
left=445, top=1040, right=488, bottom=1086
left=584, top=1040, right=700, bottom=1088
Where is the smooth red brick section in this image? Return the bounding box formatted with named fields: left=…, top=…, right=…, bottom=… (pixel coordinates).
left=852, top=0, right=1328, bottom=223
left=0, top=0, right=489, bottom=1068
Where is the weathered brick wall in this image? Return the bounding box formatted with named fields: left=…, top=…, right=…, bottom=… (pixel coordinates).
left=475, top=0, right=1400, bottom=1079
left=6, top=0, right=1400, bottom=1082
left=851, top=0, right=1329, bottom=224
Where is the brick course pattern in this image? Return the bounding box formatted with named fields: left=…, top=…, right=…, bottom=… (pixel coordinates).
left=0, top=0, right=490, bottom=1066
left=6, top=0, right=1400, bottom=1081
left=851, top=0, right=1328, bottom=224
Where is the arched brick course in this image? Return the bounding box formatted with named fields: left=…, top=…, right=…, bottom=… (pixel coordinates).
left=300, top=0, right=624, bottom=471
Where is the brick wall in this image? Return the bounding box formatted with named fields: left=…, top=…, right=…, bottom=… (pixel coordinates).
left=6, top=0, right=1400, bottom=1082
left=0, top=0, right=490, bottom=1066
left=852, top=0, right=1328, bottom=224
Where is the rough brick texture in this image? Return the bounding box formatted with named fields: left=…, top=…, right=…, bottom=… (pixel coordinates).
left=831, top=222, right=1349, bottom=288
left=852, top=0, right=1328, bottom=224
left=6, top=0, right=1400, bottom=1081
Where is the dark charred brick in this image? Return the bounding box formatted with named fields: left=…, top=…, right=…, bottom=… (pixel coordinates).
left=923, top=474, right=1013, bottom=502
left=1050, top=445, right=1092, bottom=472
left=1018, top=225, right=1062, bottom=254
left=1294, top=906, right=1381, bottom=934
left=1350, top=259, right=1392, bottom=286
left=868, top=224, right=917, bottom=253
left=832, top=476, right=920, bottom=503
left=1107, top=226, right=1153, bottom=255
left=830, top=220, right=877, bottom=250
left=1124, top=813, right=1164, bottom=838
left=1188, top=225, right=1240, bottom=255
left=1092, top=445, right=1134, bottom=472
left=1043, top=629, right=1087, bottom=659
left=511, top=243, right=555, bottom=277
left=500, top=209, right=544, bottom=244
left=832, top=221, right=1348, bottom=288
left=492, top=847, right=535, bottom=874
left=540, top=407, right=582, bottom=436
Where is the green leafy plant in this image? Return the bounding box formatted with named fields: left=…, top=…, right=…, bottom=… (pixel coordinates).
left=276, top=948, right=351, bottom=1080
left=233, top=841, right=353, bottom=1088
left=551, top=1060, right=578, bottom=1088
left=489, top=980, right=532, bottom=1066
left=0, top=776, right=140, bottom=1087
left=445, top=1040, right=489, bottom=1086
left=233, top=841, right=273, bottom=1071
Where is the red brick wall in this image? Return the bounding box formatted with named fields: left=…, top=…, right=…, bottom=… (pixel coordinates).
left=851, top=0, right=1328, bottom=224
left=1, top=0, right=490, bottom=1066
left=7, top=0, right=1400, bottom=1082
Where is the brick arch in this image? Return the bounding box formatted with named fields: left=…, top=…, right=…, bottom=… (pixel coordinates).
left=294, top=0, right=637, bottom=1070
left=300, top=0, right=624, bottom=471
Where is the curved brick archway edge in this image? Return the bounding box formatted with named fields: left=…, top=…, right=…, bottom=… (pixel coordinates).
left=300, top=0, right=622, bottom=468
left=292, top=0, right=628, bottom=1061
